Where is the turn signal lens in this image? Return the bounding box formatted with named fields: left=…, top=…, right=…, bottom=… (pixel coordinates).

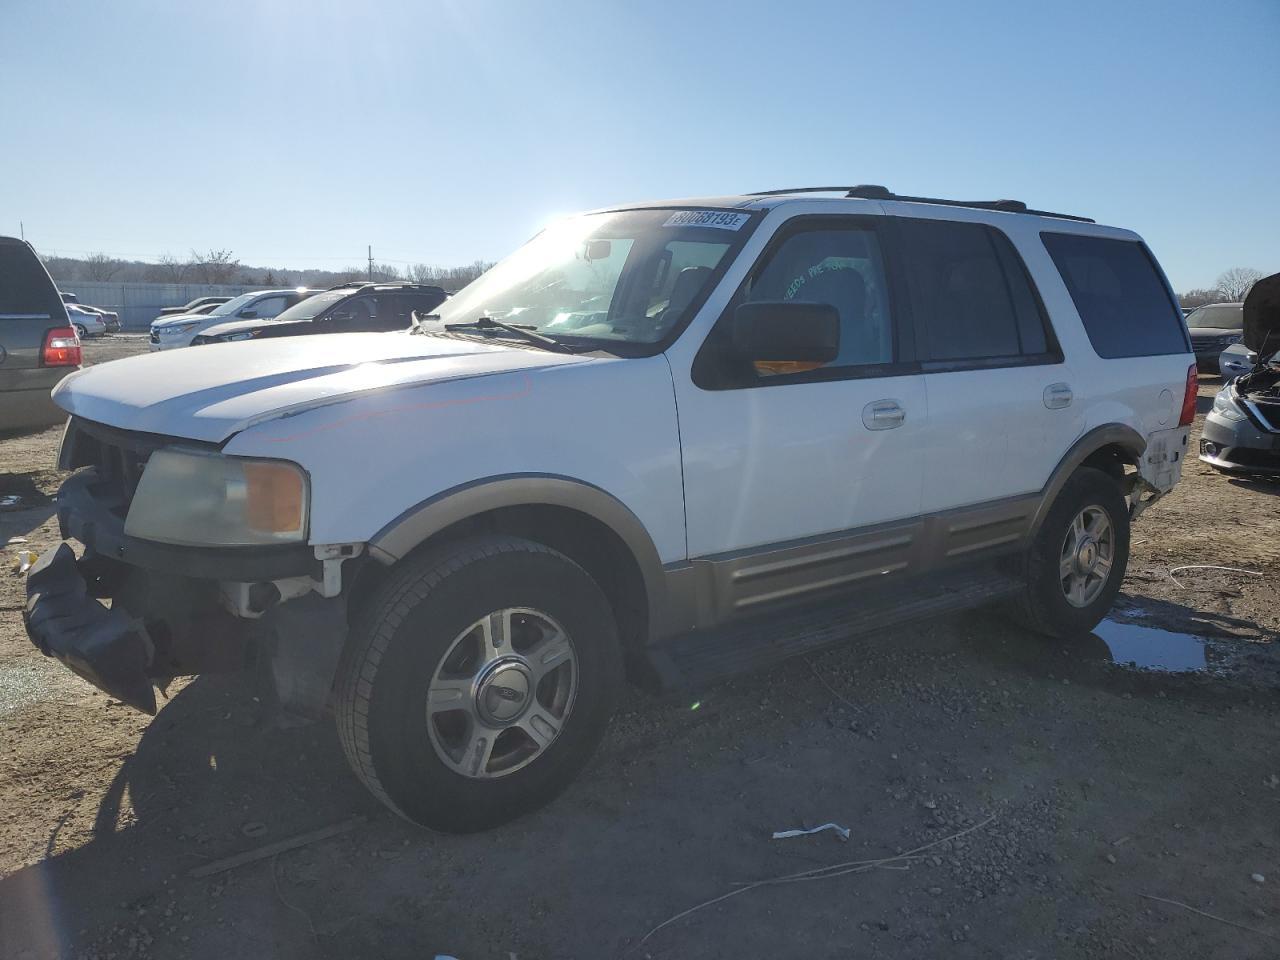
left=42, top=327, right=82, bottom=367
left=1178, top=363, right=1197, bottom=426
left=244, top=461, right=306, bottom=534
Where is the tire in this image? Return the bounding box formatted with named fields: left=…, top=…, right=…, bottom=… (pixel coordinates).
left=72, top=323, right=87, bottom=339
left=1007, top=466, right=1130, bottom=639
left=335, top=535, right=622, bottom=832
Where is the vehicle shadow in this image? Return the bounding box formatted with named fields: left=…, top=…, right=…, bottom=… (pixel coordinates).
left=1195, top=393, right=1214, bottom=414
left=0, top=472, right=58, bottom=542
left=1226, top=476, right=1280, bottom=496
left=0, top=673, right=378, bottom=959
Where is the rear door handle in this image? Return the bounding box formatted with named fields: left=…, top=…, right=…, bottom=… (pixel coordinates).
left=863, top=398, right=906, bottom=430
left=1043, top=382, right=1073, bottom=409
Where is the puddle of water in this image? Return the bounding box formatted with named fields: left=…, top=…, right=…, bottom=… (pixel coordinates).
left=1089, top=620, right=1212, bottom=673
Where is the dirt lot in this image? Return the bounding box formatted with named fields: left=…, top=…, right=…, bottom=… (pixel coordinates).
left=2, top=336, right=1278, bottom=960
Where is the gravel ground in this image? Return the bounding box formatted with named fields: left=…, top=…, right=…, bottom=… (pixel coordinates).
left=1, top=336, right=1278, bottom=960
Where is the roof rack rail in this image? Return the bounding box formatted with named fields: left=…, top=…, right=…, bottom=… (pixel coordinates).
left=747, top=184, right=1094, bottom=223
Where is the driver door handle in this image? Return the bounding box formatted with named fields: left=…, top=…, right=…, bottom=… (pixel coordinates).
left=863, top=399, right=906, bottom=431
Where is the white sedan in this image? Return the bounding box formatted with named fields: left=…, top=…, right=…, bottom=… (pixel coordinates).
left=66, top=303, right=108, bottom=338
left=149, top=288, right=319, bottom=350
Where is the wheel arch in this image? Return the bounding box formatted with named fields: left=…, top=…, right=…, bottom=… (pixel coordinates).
left=359, top=474, right=670, bottom=657
left=1029, top=424, right=1145, bottom=537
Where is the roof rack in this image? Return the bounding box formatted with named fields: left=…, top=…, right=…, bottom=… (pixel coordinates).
left=746, top=184, right=1094, bottom=223
left=323, top=280, right=447, bottom=293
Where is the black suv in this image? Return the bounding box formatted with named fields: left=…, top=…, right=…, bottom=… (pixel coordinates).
left=192, top=282, right=448, bottom=345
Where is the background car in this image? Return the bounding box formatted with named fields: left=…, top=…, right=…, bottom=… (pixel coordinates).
left=156, top=295, right=231, bottom=319
left=60, top=293, right=120, bottom=332
left=0, top=237, right=81, bottom=435
left=1218, top=342, right=1258, bottom=380
left=149, top=288, right=319, bottom=350
left=193, top=282, right=448, bottom=344
left=1185, top=302, right=1244, bottom=373
left=66, top=303, right=108, bottom=338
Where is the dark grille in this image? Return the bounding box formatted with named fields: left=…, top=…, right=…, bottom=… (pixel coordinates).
left=1250, top=399, right=1280, bottom=433
left=60, top=417, right=178, bottom=517
left=149, top=330, right=160, bottom=344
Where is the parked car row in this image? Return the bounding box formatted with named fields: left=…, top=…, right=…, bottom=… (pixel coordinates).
left=60, top=291, right=119, bottom=335
left=149, top=288, right=321, bottom=350
left=192, top=282, right=448, bottom=344
left=150, top=282, right=449, bottom=349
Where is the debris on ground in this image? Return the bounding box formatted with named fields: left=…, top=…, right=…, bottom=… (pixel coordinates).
left=772, top=822, right=851, bottom=842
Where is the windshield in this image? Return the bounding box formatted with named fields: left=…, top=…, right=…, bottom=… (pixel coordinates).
left=430, top=209, right=750, bottom=347
left=271, top=289, right=350, bottom=323
left=208, top=292, right=257, bottom=317
left=1186, top=303, right=1243, bottom=329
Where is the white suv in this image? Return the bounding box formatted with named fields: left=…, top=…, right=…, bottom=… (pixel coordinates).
left=149, top=288, right=319, bottom=350
left=25, top=187, right=1195, bottom=831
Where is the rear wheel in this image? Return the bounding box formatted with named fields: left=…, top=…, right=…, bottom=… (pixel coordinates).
left=335, top=535, right=621, bottom=832
left=1007, top=467, right=1130, bottom=639
left=72, top=323, right=87, bottom=339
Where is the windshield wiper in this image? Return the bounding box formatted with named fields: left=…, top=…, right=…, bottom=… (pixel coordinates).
left=439, top=316, right=576, bottom=354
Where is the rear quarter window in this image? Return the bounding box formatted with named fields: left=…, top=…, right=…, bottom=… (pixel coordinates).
left=1041, top=233, right=1188, bottom=358
left=0, top=242, right=64, bottom=318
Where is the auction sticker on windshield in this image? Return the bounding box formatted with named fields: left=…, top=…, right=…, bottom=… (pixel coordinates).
left=663, top=210, right=751, bottom=230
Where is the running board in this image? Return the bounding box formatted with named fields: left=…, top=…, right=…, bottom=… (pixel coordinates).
left=646, top=564, right=1023, bottom=689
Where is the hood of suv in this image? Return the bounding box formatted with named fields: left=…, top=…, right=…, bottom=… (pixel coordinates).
left=151, top=312, right=210, bottom=329
left=53, top=332, right=592, bottom=442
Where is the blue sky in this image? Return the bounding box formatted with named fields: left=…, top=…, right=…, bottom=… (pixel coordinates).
left=2, top=0, right=1277, bottom=290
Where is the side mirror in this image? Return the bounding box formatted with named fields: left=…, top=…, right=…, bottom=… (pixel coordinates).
left=239, top=310, right=258, bottom=319
left=730, top=301, right=840, bottom=364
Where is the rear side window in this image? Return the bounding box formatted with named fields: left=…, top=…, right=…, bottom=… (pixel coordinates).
left=897, top=219, right=1054, bottom=364
left=0, top=242, right=64, bottom=318
left=1041, top=233, right=1187, bottom=358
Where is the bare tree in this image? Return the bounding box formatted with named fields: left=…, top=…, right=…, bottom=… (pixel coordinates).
left=155, top=253, right=191, bottom=283
left=190, top=248, right=241, bottom=285
left=84, top=252, right=124, bottom=281
left=1178, top=288, right=1223, bottom=310
left=409, top=260, right=493, bottom=291
left=1216, top=267, right=1263, bottom=303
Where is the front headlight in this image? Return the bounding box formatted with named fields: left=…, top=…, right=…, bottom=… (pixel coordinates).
left=1212, top=390, right=1246, bottom=422
left=124, top=447, right=309, bottom=546
left=160, top=321, right=199, bottom=335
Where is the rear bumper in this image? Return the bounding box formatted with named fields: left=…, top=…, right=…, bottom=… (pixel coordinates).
left=24, top=543, right=158, bottom=713
left=0, top=384, right=71, bottom=435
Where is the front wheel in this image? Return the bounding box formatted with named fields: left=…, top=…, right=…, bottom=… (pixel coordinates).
left=335, top=535, right=622, bottom=832
left=1007, top=467, right=1130, bottom=639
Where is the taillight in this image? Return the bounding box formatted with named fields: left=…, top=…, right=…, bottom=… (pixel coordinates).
left=43, top=327, right=82, bottom=367
left=1178, top=362, right=1197, bottom=426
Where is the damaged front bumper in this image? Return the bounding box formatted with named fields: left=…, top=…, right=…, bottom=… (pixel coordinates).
left=25, top=466, right=362, bottom=722
left=24, top=543, right=158, bottom=713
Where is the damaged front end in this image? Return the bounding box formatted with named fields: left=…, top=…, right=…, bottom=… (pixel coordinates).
left=1200, top=272, right=1280, bottom=474
left=23, top=417, right=362, bottom=723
